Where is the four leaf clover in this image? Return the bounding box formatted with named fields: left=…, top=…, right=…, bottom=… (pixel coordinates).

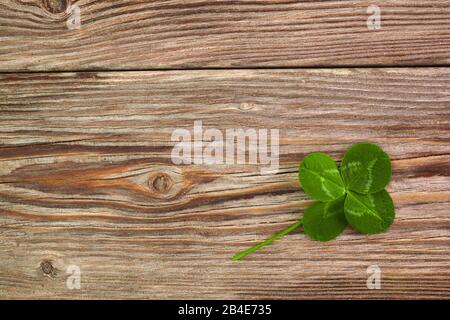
left=233, top=143, right=395, bottom=261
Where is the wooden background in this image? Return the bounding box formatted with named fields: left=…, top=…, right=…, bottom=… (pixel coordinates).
left=0, top=1, right=449, bottom=299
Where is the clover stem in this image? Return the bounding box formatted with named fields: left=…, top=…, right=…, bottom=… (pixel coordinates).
left=232, top=219, right=303, bottom=261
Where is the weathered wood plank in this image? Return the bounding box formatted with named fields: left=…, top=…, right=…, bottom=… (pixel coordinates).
left=0, top=69, right=449, bottom=299
left=2, top=1, right=450, bottom=71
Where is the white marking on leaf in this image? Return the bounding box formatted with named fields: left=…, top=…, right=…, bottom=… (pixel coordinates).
left=345, top=205, right=364, bottom=217
left=321, top=182, right=334, bottom=198
left=342, top=161, right=363, bottom=188
left=363, top=158, right=378, bottom=193
left=368, top=194, right=376, bottom=207
left=323, top=168, right=339, bottom=174
left=342, top=161, right=362, bottom=171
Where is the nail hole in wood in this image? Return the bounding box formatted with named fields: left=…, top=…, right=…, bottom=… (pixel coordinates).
left=40, top=260, right=56, bottom=277
left=41, top=0, right=68, bottom=14
left=149, top=173, right=173, bottom=194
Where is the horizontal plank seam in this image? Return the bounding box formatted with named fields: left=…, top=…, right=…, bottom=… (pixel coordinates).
left=2, top=64, right=450, bottom=74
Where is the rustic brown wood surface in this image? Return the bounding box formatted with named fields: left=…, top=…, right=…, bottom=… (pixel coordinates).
left=2, top=0, right=450, bottom=71
left=0, top=69, right=449, bottom=299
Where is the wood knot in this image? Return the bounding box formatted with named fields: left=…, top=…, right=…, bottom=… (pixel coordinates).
left=40, top=260, right=56, bottom=277
left=239, top=102, right=256, bottom=111
left=149, top=173, right=173, bottom=194
left=41, top=0, right=68, bottom=14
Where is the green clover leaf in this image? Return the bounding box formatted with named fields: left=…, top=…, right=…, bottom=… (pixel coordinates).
left=299, top=153, right=345, bottom=202
left=344, top=190, right=395, bottom=234
left=341, top=143, right=391, bottom=194
left=303, top=196, right=347, bottom=242
left=232, top=143, right=396, bottom=261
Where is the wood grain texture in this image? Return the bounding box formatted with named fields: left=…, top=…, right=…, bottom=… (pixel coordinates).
left=2, top=0, right=450, bottom=71
left=0, top=68, right=449, bottom=299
